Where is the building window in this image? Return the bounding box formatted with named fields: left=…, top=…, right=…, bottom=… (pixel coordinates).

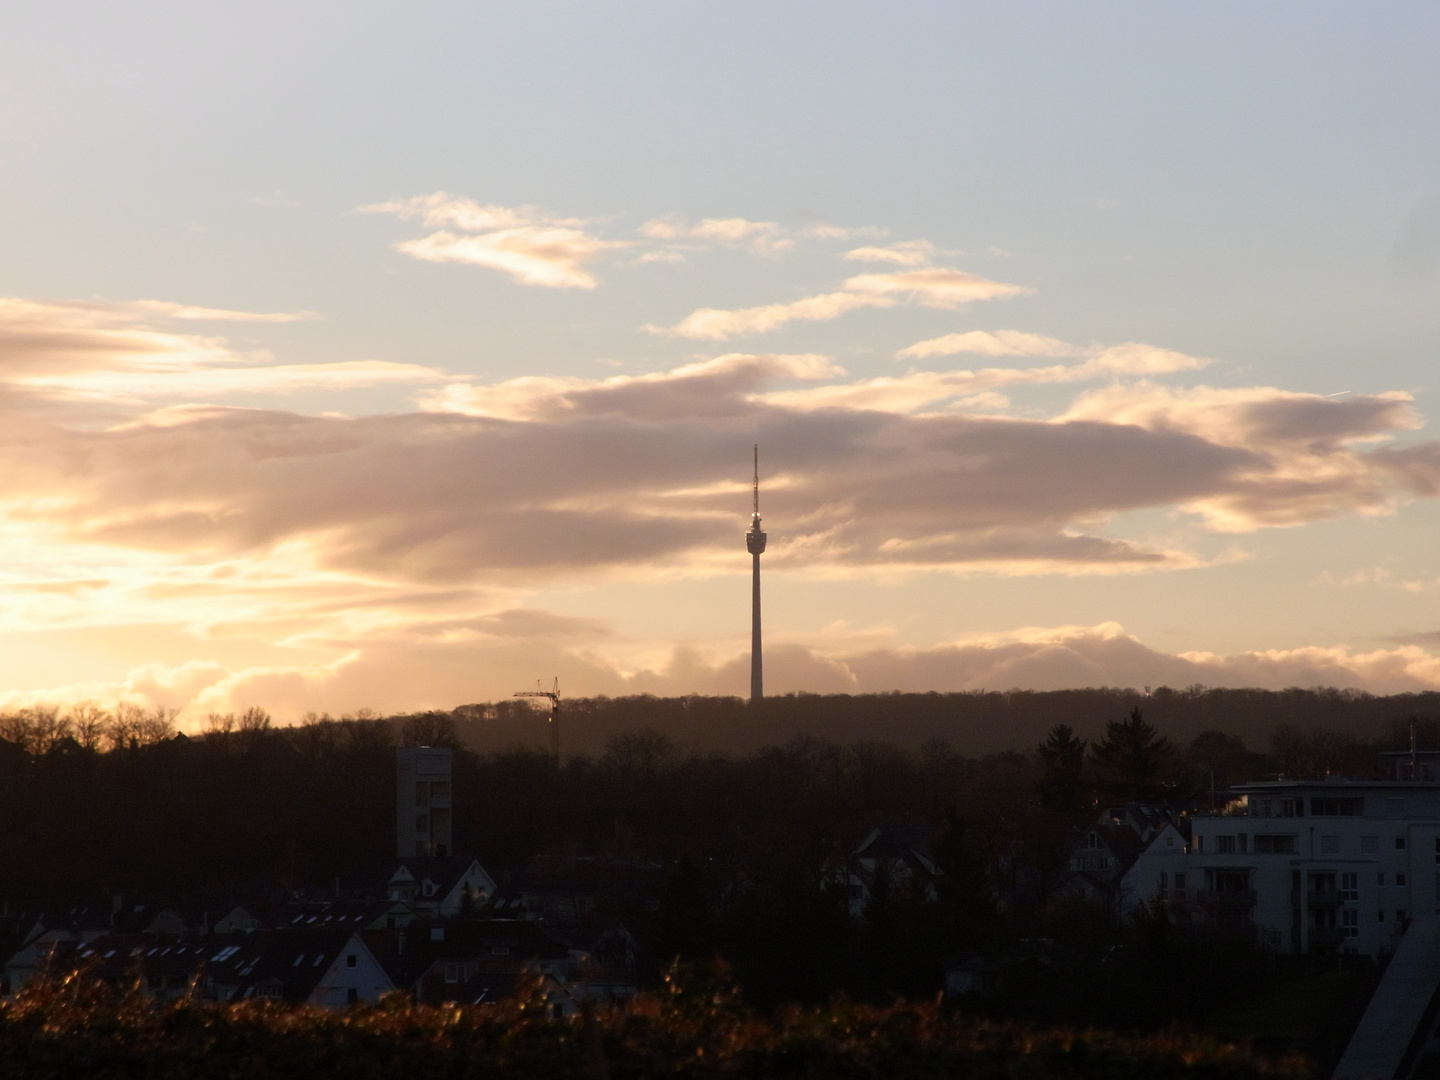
left=1378, top=873, right=1386, bottom=886
left=347, top=988, right=359, bottom=1004
left=1399, top=909, right=1408, bottom=923
left=1255, top=835, right=1297, bottom=854
left=1174, top=872, right=1186, bottom=891
left=1218, top=835, right=1236, bottom=853
left=444, top=963, right=460, bottom=984
left=1253, top=799, right=1272, bottom=818
left=1361, top=836, right=1380, bottom=854
left=1312, top=798, right=1364, bottom=817
left=1397, top=873, right=1408, bottom=887
left=1196, top=835, right=1204, bottom=852
left=1320, top=835, right=1341, bottom=854
left=1342, top=909, right=1359, bottom=938
left=1341, top=873, right=1359, bottom=901
left=1379, top=910, right=1386, bottom=922
left=430, top=927, right=444, bottom=942
left=1397, top=837, right=1408, bottom=851
left=1280, top=799, right=1304, bottom=818
left=346, top=954, right=357, bottom=968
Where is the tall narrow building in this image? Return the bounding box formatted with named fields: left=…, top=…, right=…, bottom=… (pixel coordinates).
left=746, top=445, right=767, bottom=701
left=397, top=746, right=453, bottom=858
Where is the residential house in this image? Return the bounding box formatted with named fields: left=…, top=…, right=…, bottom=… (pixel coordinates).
left=486, top=855, right=663, bottom=925
left=1055, top=804, right=1183, bottom=915
left=385, top=856, right=496, bottom=917
left=841, top=825, right=939, bottom=918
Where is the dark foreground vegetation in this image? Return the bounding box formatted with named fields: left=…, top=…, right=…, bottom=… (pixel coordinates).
left=3, top=969, right=1307, bottom=1080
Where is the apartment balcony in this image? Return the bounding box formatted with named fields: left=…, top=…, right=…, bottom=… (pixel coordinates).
left=1195, top=889, right=1257, bottom=909
left=1307, top=890, right=1344, bottom=909
left=1308, top=926, right=1347, bottom=947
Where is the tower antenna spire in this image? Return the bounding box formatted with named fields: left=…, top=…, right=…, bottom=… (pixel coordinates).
left=746, top=445, right=767, bottom=701
left=753, top=444, right=759, bottom=517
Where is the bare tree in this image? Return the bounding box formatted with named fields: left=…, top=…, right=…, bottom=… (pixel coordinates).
left=0, top=711, right=35, bottom=752
left=108, top=702, right=146, bottom=750
left=400, top=711, right=460, bottom=749
left=205, top=712, right=236, bottom=737
left=69, top=701, right=110, bottom=751
left=238, top=706, right=271, bottom=733
left=139, top=707, right=178, bottom=745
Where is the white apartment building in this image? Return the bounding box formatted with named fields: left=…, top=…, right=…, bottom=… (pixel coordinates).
left=1123, top=777, right=1440, bottom=958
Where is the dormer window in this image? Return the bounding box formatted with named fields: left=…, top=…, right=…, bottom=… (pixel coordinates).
left=422, top=881, right=437, bottom=897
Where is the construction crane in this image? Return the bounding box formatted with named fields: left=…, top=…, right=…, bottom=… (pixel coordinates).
left=514, top=678, right=560, bottom=765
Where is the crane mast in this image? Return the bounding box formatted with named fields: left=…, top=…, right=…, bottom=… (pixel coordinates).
left=513, top=678, right=560, bottom=765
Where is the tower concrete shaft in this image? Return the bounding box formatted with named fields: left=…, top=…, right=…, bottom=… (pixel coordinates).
left=745, top=445, right=766, bottom=701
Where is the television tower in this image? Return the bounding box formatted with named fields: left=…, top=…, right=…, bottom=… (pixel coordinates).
left=746, top=445, right=767, bottom=701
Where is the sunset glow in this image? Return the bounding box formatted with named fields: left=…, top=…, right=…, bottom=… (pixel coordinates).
left=1, top=3, right=1438, bottom=723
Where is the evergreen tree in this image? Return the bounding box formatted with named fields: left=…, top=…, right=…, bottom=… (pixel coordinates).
left=1089, top=708, right=1178, bottom=802
left=933, top=810, right=997, bottom=949
left=1036, top=724, right=1089, bottom=813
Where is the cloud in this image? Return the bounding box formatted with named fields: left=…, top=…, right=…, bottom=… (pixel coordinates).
left=638, top=216, right=792, bottom=255
left=369, top=195, right=889, bottom=286
left=21, top=360, right=448, bottom=402
left=1, top=346, right=1424, bottom=607
left=649, top=291, right=891, bottom=340
left=842, top=269, right=1033, bottom=309
left=0, top=298, right=321, bottom=378
left=655, top=268, right=1032, bottom=340
left=896, top=329, right=1081, bottom=360
left=1061, top=383, right=1423, bottom=531
left=420, top=352, right=839, bottom=422
left=844, top=241, right=942, bottom=266
left=360, top=192, right=585, bottom=231
left=638, top=215, right=885, bottom=256
left=118, top=301, right=321, bottom=323
left=365, top=193, right=621, bottom=289
left=0, top=298, right=447, bottom=405
left=762, top=342, right=1209, bottom=414
left=395, top=227, right=622, bottom=289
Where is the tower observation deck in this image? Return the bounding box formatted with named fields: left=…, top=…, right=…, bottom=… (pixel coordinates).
left=746, top=445, right=766, bottom=701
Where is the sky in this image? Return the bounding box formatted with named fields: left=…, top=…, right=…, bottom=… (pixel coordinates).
left=1, top=2, right=1440, bottom=724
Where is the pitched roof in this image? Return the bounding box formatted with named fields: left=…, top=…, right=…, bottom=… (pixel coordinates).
left=61, top=929, right=357, bottom=1004
left=389, top=856, right=488, bottom=897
